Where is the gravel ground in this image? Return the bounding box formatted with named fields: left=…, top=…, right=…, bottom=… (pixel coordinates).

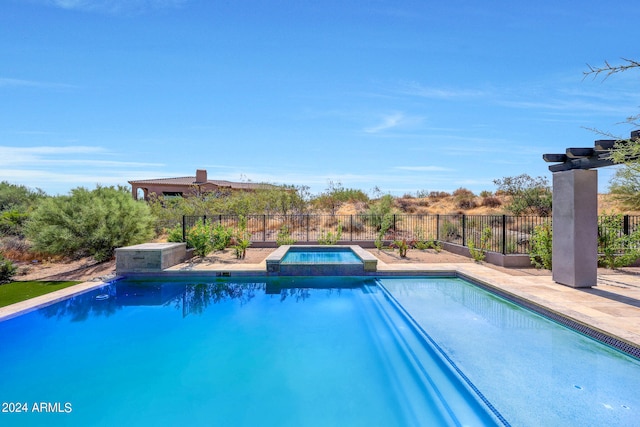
left=14, top=246, right=556, bottom=281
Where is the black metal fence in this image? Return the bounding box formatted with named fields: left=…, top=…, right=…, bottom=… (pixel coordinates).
left=179, top=213, right=640, bottom=255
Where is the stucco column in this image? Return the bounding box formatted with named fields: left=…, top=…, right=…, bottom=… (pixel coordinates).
left=552, top=169, right=598, bottom=288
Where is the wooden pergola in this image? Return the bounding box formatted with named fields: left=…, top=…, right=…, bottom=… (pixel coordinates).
left=543, top=130, right=639, bottom=172
left=541, top=130, right=639, bottom=287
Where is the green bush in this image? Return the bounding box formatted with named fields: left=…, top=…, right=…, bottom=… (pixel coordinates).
left=374, top=214, right=394, bottom=249
left=365, top=195, right=395, bottom=231
left=187, top=221, right=214, bottom=257
left=530, top=223, right=552, bottom=269
left=211, top=223, right=234, bottom=250
left=0, top=254, right=18, bottom=284
left=0, top=182, right=47, bottom=238
left=493, top=174, right=552, bottom=216
left=166, top=224, right=184, bottom=244
left=318, top=222, right=342, bottom=245
left=25, top=186, right=154, bottom=262
left=439, top=220, right=460, bottom=242
left=0, top=209, right=30, bottom=237
left=468, top=226, right=491, bottom=262
left=598, top=214, right=640, bottom=269
left=276, top=225, right=296, bottom=246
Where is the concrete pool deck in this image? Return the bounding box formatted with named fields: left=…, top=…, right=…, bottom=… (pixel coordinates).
left=2, top=252, right=640, bottom=355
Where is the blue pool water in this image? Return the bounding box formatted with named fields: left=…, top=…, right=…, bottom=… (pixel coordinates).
left=380, top=277, right=640, bottom=427
left=2, top=276, right=639, bottom=427
left=281, top=249, right=362, bottom=264
left=0, top=277, right=499, bottom=427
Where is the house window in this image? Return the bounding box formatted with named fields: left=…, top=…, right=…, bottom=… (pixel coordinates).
left=162, top=192, right=183, bottom=198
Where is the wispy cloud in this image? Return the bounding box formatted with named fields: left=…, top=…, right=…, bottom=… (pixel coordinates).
left=0, top=77, right=77, bottom=90
left=394, top=166, right=454, bottom=172
left=42, top=0, right=188, bottom=14
left=0, top=146, right=163, bottom=169
left=0, top=145, right=167, bottom=194
left=364, top=112, right=424, bottom=134
left=397, top=81, right=488, bottom=99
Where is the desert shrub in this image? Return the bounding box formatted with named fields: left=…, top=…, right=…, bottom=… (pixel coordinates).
left=211, top=223, right=234, bottom=250
left=493, top=174, right=552, bottom=216
left=374, top=214, right=394, bottom=249
left=468, top=226, right=492, bottom=262
left=187, top=221, right=213, bottom=257
left=609, top=164, right=640, bottom=211
left=318, top=222, right=342, bottom=245
left=457, top=198, right=477, bottom=209
left=232, top=216, right=251, bottom=259
left=276, top=225, right=296, bottom=246
left=0, top=253, right=17, bottom=284
left=0, top=236, right=34, bottom=262
left=166, top=224, right=184, bottom=244
left=467, top=239, right=484, bottom=262
left=598, top=214, right=640, bottom=269
left=439, top=220, right=460, bottom=241
left=364, top=195, right=395, bottom=231
left=311, top=181, right=369, bottom=215
left=453, top=188, right=477, bottom=210
left=479, top=190, right=493, bottom=198
left=0, top=209, right=30, bottom=237
left=341, top=220, right=364, bottom=233
left=529, top=223, right=552, bottom=269
left=428, top=191, right=450, bottom=199
left=481, top=196, right=502, bottom=208
left=413, top=225, right=441, bottom=251
left=25, top=186, right=154, bottom=262
left=395, top=197, right=418, bottom=213
left=0, top=182, right=47, bottom=238
left=390, top=238, right=409, bottom=257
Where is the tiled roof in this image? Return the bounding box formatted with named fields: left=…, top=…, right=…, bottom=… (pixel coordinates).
left=129, top=176, right=275, bottom=190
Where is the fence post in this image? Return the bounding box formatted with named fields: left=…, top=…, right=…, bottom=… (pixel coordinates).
left=263, top=215, right=266, bottom=242
left=624, top=215, right=630, bottom=235
left=350, top=215, right=353, bottom=241
left=462, top=215, right=466, bottom=247
left=393, top=214, right=397, bottom=232
left=306, top=215, right=310, bottom=242
left=436, top=214, right=440, bottom=241
left=182, top=216, right=186, bottom=242
left=502, top=215, right=507, bottom=255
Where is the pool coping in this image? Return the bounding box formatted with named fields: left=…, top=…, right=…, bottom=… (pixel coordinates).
left=0, top=278, right=113, bottom=322
left=265, top=245, right=378, bottom=274
left=2, top=258, right=640, bottom=358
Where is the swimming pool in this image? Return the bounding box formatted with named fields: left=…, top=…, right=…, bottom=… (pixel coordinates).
left=1, top=276, right=639, bottom=426
left=380, top=277, right=640, bottom=427
left=281, top=248, right=361, bottom=264
left=0, top=277, right=500, bottom=427
left=268, top=245, right=377, bottom=276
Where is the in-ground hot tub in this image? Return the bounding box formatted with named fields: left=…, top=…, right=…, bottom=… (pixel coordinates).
left=266, top=245, right=377, bottom=276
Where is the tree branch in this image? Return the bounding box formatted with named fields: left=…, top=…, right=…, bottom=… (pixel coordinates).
left=583, top=58, right=640, bottom=80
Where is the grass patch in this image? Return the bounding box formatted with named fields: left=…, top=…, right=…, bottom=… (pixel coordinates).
left=0, top=281, right=81, bottom=308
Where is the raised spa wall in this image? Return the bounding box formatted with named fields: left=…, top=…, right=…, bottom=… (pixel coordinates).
left=115, top=243, right=192, bottom=274
left=266, top=245, right=378, bottom=276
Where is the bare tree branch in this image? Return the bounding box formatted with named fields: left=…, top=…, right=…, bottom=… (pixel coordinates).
left=583, top=58, right=640, bottom=80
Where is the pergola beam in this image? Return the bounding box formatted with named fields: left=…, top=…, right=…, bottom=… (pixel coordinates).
left=542, top=130, right=638, bottom=289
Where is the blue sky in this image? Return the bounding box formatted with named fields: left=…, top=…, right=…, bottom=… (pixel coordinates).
left=1, top=0, right=639, bottom=197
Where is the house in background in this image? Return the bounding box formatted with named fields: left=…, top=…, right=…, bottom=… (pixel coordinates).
left=129, top=169, right=276, bottom=200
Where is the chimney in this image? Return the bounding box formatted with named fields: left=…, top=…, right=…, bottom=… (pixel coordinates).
left=195, top=169, right=207, bottom=183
